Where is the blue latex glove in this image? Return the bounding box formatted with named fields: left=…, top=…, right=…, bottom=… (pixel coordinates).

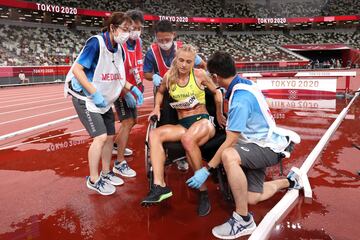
left=194, top=54, right=202, bottom=66
left=124, top=92, right=136, bottom=108
left=130, top=86, right=144, bottom=106
left=152, top=74, right=162, bottom=87
left=186, top=167, right=210, bottom=189
left=90, top=91, right=107, bottom=108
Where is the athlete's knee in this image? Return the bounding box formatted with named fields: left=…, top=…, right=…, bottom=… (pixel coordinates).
left=149, top=129, right=162, bottom=145
left=181, top=134, right=196, bottom=152
left=221, top=148, right=241, bottom=168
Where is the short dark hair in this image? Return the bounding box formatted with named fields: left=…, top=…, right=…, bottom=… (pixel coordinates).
left=102, top=12, right=132, bottom=33
left=207, top=51, right=236, bottom=78
left=126, top=9, right=144, bottom=24
left=154, top=20, right=173, bottom=33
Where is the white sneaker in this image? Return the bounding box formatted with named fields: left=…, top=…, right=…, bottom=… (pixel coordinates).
left=212, top=212, right=256, bottom=239
left=124, top=148, right=133, bottom=156
left=113, top=160, right=137, bottom=177
left=176, top=159, right=189, bottom=171
left=100, top=171, right=124, bottom=186
left=287, top=167, right=303, bottom=190
left=86, top=176, right=116, bottom=195
left=111, top=144, right=133, bottom=156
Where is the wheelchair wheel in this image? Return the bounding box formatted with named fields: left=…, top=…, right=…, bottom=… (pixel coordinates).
left=148, top=167, right=154, bottom=190
left=144, top=120, right=156, bottom=179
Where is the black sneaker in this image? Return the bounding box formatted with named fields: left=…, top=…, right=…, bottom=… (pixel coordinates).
left=141, top=184, right=173, bottom=205
left=198, top=190, right=211, bottom=216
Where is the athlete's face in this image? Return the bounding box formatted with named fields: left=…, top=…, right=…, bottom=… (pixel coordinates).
left=176, top=51, right=195, bottom=74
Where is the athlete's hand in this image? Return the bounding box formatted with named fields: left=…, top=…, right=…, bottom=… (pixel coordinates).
left=148, top=107, right=160, bottom=122
left=216, top=112, right=227, bottom=129
left=91, top=91, right=107, bottom=108
left=131, top=86, right=144, bottom=106
left=124, top=92, right=136, bottom=108
left=186, top=167, right=210, bottom=189
left=152, top=74, right=163, bottom=87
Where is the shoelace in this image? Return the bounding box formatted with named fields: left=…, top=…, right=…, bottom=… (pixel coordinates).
left=228, top=216, right=249, bottom=235
left=96, top=178, right=106, bottom=190
left=228, top=217, right=238, bottom=235
left=118, top=162, right=130, bottom=172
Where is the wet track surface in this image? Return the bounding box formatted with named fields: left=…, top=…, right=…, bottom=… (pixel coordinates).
left=0, top=84, right=359, bottom=239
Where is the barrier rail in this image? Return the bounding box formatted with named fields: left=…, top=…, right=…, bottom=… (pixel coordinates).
left=249, top=88, right=360, bottom=240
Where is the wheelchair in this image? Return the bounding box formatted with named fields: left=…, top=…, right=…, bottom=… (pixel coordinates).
left=144, top=88, right=300, bottom=203
left=144, top=88, right=235, bottom=201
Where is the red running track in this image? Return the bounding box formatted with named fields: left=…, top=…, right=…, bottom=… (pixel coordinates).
left=0, top=83, right=359, bottom=240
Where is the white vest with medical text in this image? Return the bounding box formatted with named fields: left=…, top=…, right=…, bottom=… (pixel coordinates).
left=65, top=35, right=125, bottom=114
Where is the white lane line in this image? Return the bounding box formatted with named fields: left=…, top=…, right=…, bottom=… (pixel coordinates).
left=0, top=93, right=153, bottom=109
left=0, top=89, right=64, bottom=99
left=0, top=92, right=65, bottom=103
left=0, top=86, right=62, bottom=93
left=0, top=97, right=67, bottom=109
left=0, top=107, right=74, bottom=125
left=0, top=115, right=78, bottom=141
left=0, top=101, right=71, bottom=116
left=0, top=97, right=153, bottom=141
left=0, top=113, right=150, bottom=150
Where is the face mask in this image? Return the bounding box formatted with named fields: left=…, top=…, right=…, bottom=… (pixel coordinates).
left=158, top=40, right=173, bottom=51
left=114, top=32, right=129, bottom=44
left=129, top=30, right=141, bottom=40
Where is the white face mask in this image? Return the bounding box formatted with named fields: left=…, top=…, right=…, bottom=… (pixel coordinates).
left=114, top=32, right=129, bottom=44
left=129, top=30, right=141, bottom=40
left=158, top=41, right=173, bottom=51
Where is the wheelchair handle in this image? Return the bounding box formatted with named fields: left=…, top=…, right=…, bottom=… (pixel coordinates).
left=150, top=115, right=158, bottom=123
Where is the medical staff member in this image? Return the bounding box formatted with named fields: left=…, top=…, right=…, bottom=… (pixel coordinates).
left=112, top=10, right=145, bottom=179
left=65, top=12, right=143, bottom=196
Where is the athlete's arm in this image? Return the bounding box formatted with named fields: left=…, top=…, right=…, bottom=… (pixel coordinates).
left=198, top=69, right=226, bottom=128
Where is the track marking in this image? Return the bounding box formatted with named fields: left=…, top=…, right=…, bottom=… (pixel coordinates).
left=0, top=97, right=67, bottom=109
left=0, top=91, right=64, bottom=101
left=0, top=107, right=74, bottom=125
left=0, top=101, right=71, bottom=116
left=0, top=113, right=150, bottom=150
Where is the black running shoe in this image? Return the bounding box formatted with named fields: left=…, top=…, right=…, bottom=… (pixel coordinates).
left=141, top=184, right=173, bottom=205
left=198, top=190, right=211, bottom=216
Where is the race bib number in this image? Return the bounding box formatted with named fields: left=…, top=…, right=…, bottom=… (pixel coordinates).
left=169, top=95, right=199, bottom=109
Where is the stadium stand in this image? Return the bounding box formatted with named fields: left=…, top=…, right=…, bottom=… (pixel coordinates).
left=28, top=0, right=349, bottom=18
left=0, top=0, right=359, bottom=71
